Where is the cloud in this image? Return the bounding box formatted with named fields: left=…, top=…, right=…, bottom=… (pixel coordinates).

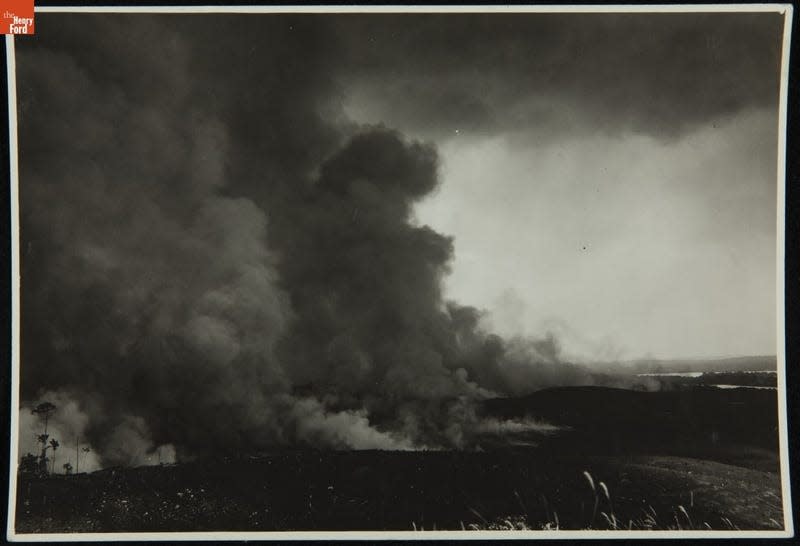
left=337, top=12, right=784, bottom=141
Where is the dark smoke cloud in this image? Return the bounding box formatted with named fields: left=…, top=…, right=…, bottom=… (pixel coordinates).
left=335, top=12, right=784, bottom=141
left=18, top=15, right=306, bottom=462
left=16, top=12, right=737, bottom=464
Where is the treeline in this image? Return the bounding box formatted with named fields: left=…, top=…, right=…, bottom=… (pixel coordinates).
left=18, top=401, right=91, bottom=477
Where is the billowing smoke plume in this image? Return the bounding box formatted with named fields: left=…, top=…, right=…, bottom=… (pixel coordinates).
left=18, top=14, right=627, bottom=466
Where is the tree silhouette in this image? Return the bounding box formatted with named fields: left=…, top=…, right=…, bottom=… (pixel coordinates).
left=49, top=438, right=59, bottom=474
left=36, top=433, right=49, bottom=475
left=18, top=453, right=38, bottom=476
left=32, top=402, right=56, bottom=434
left=32, top=402, right=56, bottom=475
left=76, top=444, right=90, bottom=473
left=63, top=462, right=73, bottom=475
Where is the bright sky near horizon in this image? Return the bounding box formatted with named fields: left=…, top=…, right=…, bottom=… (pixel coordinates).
left=409, top=108, right=777, bottom=361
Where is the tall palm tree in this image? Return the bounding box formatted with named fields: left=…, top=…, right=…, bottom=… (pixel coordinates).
left=32, top=402, right=56, bottom=435
left=76, top=445, right=90, bottom=473
left=32, top=402, right=56, bottom=475
left=49, top=439, right=59, bottom=474
left=36, top=433, right=49, bottom=475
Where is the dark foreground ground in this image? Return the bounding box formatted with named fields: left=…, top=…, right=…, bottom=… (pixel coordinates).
left=14, top=386, right=785, bottom=533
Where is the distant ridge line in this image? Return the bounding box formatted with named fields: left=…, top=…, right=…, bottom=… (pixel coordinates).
left=618, top=355, right=777, bottom=374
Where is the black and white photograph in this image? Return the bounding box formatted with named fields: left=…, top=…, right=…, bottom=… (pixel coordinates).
left=5, top=4, right=795, bottom=539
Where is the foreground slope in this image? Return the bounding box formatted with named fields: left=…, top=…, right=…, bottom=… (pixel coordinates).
left=14, top=386, right=784, bottom=532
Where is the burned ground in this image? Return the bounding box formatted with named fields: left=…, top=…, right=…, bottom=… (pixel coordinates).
left=14, top=385, right=783, bottom=533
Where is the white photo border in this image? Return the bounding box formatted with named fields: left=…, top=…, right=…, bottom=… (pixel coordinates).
left=5, top=4, right=795, bottom=541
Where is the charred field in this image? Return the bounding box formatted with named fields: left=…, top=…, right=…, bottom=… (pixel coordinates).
left=14, top=384, right=783, bottom=533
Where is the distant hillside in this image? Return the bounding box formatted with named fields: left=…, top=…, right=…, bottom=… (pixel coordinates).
left=480, top=385, right=779, bottom=470
left=613, top=355, right=777, bottom=374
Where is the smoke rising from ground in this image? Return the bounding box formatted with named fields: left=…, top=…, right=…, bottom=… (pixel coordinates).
left=15, top=13, right=775, bottom=466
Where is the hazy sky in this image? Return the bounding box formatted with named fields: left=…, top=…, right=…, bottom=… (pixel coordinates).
left=412, top=108, right=778, bottom=360
left=339, top=12, right=784, bottom=360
